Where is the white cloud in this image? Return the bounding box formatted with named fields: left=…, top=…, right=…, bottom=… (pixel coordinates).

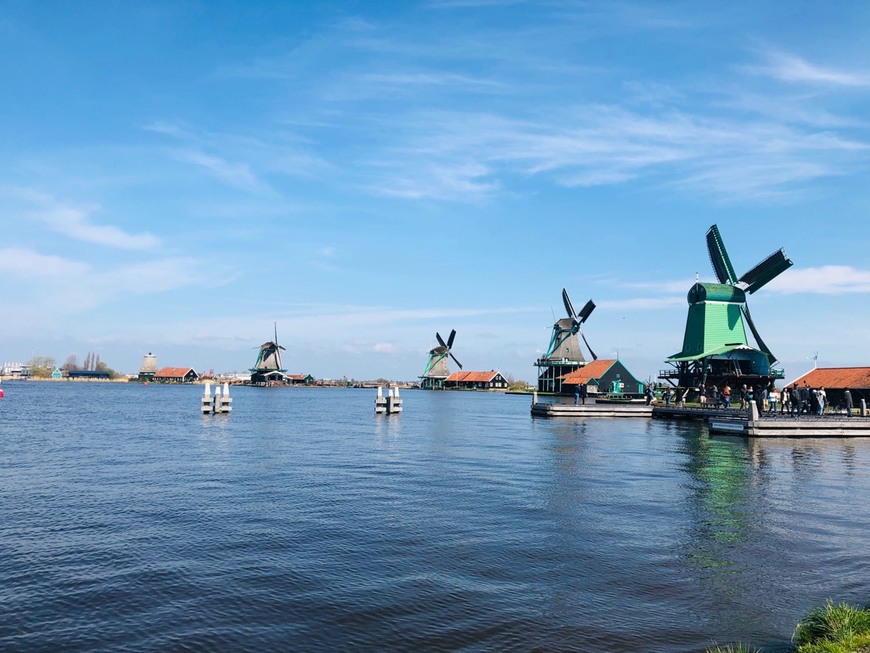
left=171, top=149, right=263, bottom=192
left=766, top=265, right=870, bottom=294
left=0, top=247, right=89, bottom=277
left=753, top=50, right=870, bottom=87
left=5, top=188, right=160, bottom=250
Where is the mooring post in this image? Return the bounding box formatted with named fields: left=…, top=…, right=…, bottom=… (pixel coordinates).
left=375, top=386, right=387, bottom=414
left=532, top=391, right=538, bottom=406
left=389, top=386, right=402, bottom=414
left=749, top=401, right=759, bottom=424
left=861, top=399, right=867, bottom=417
left=220, top=382, right=232, bottom=414
left=214, top=385, right=223, bottom=414
left=201, top=383, right=213, bottom=414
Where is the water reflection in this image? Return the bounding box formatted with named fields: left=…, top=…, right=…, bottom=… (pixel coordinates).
left=679, top=430, right=753, bottom=577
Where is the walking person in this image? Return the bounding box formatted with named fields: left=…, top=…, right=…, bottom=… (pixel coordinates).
left=818, top=387, right=827, bottom=415
left=580, top=382, right=587, bottom=405
left=722, top=384, right=732, bottom=409
left=574, top=383, right=581, bottom=406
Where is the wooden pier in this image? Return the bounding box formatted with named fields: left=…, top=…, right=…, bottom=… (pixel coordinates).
left=531, top=395, right=652, bottom=418
left=536, top=397, right=870, bottom=437
left=655, top=402, right=870, bottom=437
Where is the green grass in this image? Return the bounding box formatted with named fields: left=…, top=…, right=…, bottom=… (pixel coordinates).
left=793, top=600, right=870, bottom=652
left=704, top=600, right=870, bottom=653
left=705, top=643, right=762, bottom=653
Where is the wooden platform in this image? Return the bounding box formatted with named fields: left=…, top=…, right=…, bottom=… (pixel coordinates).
left=531, top=401, right=653, bottom=418
left=705, top=404, right=870, bottom=437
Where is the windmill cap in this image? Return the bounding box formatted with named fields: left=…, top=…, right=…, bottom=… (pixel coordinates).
left=688, top=282, right=746, bottom=305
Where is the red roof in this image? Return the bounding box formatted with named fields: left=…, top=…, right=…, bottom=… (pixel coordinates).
left=154, top=367, right=196, bottom=378
left=445, top=371, right=502, bottom=383
left=788, top=367, right=870, bottom=389
left=560, top=359, right=616, bottom=384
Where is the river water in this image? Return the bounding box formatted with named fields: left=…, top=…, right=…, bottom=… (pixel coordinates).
left=1, top=382, right=868, bottom=652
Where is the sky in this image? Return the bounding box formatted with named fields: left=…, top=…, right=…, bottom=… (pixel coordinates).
left=2, top=1, right=870, bottom=383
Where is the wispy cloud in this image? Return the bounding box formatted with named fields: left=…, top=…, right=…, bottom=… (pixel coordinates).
left=766, top=265, right=870, bottom=294
left=0, top=247, right=89, bottom=277
left=170, top=149, right=264, bottom=192
left=6, top=188, right=160, bottom=250
left=752, top=49, right=870, bottom=87
left=0, top=247, right=226, bottom=314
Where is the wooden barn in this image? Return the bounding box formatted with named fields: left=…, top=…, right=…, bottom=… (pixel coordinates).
left=560, top=359, right=645, bottom=397
left=154, top=367, right=199, bottom=384
left=286, top=374, right=314, bottom=385
left=68, top=369, right=111, bottom=380
left=443, top=371, right=509, bottom=390
left=786, top=367, right=870, bottom=410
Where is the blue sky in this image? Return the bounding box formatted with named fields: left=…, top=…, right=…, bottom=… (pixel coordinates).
left=2, top=1, right=870, bottom=383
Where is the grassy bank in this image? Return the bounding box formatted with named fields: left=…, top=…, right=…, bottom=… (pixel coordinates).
left=707, top=601, right=870, bottom=653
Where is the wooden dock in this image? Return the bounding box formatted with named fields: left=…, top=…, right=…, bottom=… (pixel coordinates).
left=661, top=403, right=870, bottom=437
left=538, top=399, right=870, bottom=436
left=531, top=400, right=653, bottom=418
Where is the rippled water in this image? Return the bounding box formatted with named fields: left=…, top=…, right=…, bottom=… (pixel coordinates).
left=1, top=382, right=869, bottom=652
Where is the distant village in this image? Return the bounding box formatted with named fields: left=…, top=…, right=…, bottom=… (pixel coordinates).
left=3, top=225, right=870, bottom=404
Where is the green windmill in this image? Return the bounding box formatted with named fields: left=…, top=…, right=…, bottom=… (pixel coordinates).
left=419, top=329, right=462, bottom=390
left=662, top=224, right=793, bottom=392
left=535, top=288, right=597, bottom=393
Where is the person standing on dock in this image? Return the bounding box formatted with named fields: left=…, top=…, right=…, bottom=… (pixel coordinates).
left=574, top=384, right=580, bottom=405
left=722, top=384, right=732, bottom=409
left=768, top=386, right=779, bottom=414
left=845, top=388, right=853, bottom=417
left=818, top=387, right=827, bottom=415
left=579, top=382, right=587, bottom=405
left=790, top=384, right=800, bottom=417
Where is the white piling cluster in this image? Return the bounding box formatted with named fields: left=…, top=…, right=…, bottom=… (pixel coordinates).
left=201, top=382, right=233, bottom=415
left=375, top=386, right=403, bottom=414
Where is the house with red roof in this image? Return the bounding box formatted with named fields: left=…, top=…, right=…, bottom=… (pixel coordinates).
left=786, top=367, right=870, bottom=410
left=443, top=370, right=509, bottom=390
left=560, top=359, right=645, bottom=397
left=154, top=367, right=200, bottom=384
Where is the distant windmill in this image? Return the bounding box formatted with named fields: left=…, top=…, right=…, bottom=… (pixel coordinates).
left=545, top=288, right=597, bottom=362
left=419, top=329, right=462, bottom=390
left=535, top=288, right=596, bottom=394
left=663, top=224, right=793, bottom=390
left=250, top=323, right=287, bottom=386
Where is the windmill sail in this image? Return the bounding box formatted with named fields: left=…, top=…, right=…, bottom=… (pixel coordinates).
left=706, top=224, right=738, bottom=285
left=739, top=249, right=793, bottom=294
left=741, top=304, right=776, bottom=365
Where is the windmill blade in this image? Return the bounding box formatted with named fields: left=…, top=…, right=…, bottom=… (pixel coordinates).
left=436, top=332, right=447, bottom=348
left=739, top=249, right=793, bottom=294
left=580, top=330, right=598, bottom=361
left=706, top=224, right=738, bottom=285
left=578, top=299, right=596, bottom=323
left=449, top=352, right=463, bottom=369
left=447, top=329, right=456, bottom=349
left=741, top=304, right=776, bottom=364
left=562, top=288, right=577, bottom=318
